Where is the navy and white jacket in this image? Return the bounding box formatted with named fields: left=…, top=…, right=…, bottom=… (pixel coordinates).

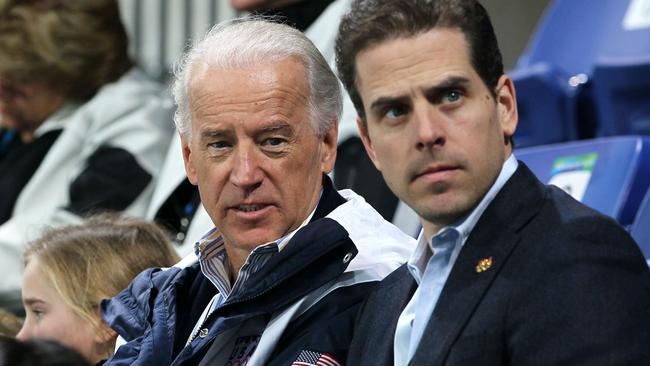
left=145, top=0, right=358, bottom=257
left=102, top=178, right=414, bottom=365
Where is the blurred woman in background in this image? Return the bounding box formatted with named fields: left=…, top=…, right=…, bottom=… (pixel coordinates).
left=16, top=214, right=180, bottom=365
left=0, top=0, right=173, bottom=310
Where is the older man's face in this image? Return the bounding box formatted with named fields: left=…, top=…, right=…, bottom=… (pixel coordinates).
left=182, top=57, right=337, bottom=253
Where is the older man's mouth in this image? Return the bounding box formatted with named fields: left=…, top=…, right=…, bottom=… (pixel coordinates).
left=229, top=203, right=275, bottom=220
left=237, top=204, right=265, bottom=212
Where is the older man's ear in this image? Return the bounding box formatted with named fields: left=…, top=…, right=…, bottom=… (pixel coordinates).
left=180, top=134, right=198, bottom=185
left=320, top=120, right=338, bottom=174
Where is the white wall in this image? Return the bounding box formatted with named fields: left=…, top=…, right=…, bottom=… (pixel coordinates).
left=481, top=0, right=551, bottom=70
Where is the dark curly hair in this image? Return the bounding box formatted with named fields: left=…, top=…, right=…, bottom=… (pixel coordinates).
left=335, top=0, right=503, bottom=123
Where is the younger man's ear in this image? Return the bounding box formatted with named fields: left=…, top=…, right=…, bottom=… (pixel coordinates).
left=356, top=116, right=382, bottom=171
left=496, top=75, right=518, bottom=139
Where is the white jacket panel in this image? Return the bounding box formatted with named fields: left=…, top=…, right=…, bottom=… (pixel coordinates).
left=0, top=69, right=174, bottom=302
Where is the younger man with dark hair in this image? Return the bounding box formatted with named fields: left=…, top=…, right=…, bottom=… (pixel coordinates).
left=335, top=0, right=650, bottom=364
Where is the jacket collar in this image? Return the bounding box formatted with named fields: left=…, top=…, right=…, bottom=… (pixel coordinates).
left=312, top=174, right=347, bottom=222
left=202, top=174, right=353, bottom=318
left=410, top=162, right=546, bottom=365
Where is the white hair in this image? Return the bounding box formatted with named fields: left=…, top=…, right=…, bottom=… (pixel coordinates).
left=172, top=17, right=343, bottom=139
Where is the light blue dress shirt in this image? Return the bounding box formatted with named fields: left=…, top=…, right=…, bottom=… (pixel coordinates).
left=393, top=155, right=518, bottom=365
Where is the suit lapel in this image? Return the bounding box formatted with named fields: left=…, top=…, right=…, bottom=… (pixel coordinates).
left=410, top=163, right=546, bottom=365
left=363, top=265, right=417, bottom=366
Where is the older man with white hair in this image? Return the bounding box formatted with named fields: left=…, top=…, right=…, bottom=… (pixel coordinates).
left=101, top=18, right=413, bottom=366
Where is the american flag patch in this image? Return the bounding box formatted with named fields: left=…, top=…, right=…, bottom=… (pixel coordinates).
left=292, top=350, right=342, bottom=366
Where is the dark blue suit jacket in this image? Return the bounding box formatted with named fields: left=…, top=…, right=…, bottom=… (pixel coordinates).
left=348, top=163, right=650, bottom=365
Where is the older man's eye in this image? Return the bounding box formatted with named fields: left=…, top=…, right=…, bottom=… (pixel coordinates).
left=262, top=137, right=287, bottom=147
left=208, top=141, right=230, bottom=149
left=206, top=141, right=233, bottom=157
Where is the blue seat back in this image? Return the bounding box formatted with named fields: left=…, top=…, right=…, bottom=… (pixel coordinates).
left=516, top=0, right=650, bottom=140
left=510, top=0, right=615, bottom=147
left=516, top=136, right=650, bottom=227
left=598, top=1, right=650, bottom=60
left=589, top=0, right=650, bottom=137
left=591, top=56, right=650, bottom=137
left=510, top=64, right=578, bottom=147
left=517, top=0, right=635, bottom=76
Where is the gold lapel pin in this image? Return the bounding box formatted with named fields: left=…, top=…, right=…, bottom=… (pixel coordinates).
left=476, top=257, right=493, bottom=273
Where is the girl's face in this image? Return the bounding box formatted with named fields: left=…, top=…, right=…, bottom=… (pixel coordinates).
left=17, top=257, right=113, bottom=364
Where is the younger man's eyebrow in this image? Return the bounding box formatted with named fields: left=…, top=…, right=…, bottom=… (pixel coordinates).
left=422, top=76, right=470, bottom=97
left=370, top=95, right=411, bottom=113
left=368, top=76, right=471, bottom=113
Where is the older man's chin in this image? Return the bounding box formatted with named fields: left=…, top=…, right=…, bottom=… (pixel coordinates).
left=221, top=217, right=292, bottom=248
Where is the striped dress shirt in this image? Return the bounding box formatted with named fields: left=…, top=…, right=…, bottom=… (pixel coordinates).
left=186, top=209, right=315, bottom=345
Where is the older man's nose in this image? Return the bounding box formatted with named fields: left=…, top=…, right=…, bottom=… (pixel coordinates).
left=229, top=146, right=264, bottom=190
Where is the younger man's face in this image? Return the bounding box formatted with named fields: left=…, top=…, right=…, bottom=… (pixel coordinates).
left=354, top=28, right=517, bottom=237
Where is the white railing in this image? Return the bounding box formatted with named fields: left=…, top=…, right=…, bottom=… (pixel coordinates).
left=118, top=0, right=236, bottom=80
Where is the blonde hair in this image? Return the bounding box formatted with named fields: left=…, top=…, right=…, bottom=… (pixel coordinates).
left=0, top=0, right=131, bottom=100
left=23, top=214, right=180, bottom=339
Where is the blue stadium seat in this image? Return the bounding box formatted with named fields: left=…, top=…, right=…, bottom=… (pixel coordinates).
left=516, top=136, right=650, bottom=227
left=516, top=0, right=613, bottom=76
left=631, top=187, right=650, bottom=262
left=510, top=64, right=578, bottom=147
left=511, top=0, right=611, bottom=146
left=588, top=0, right=650, bottom=137
left=513, top=0, right=650, bottom=144
left=592, top=56, right=650, bottom=137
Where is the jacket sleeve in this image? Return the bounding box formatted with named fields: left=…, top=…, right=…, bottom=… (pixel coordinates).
left=102, top=266, right=183, bottom=366
left=506, top=214, right=650, bottom=365
left=265, top=281, right=378, bottom=366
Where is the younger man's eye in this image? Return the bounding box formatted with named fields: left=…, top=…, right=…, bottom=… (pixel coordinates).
left=384, top=106, right=407, bottom=119
left=443, top=90, right=462, bottom=103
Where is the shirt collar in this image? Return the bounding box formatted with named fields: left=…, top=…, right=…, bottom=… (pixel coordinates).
left=407, top=154, right=518, bottom=281
left=194, top=195, right=320, bottom=298
left=454, top=154, right=518, bottom=242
